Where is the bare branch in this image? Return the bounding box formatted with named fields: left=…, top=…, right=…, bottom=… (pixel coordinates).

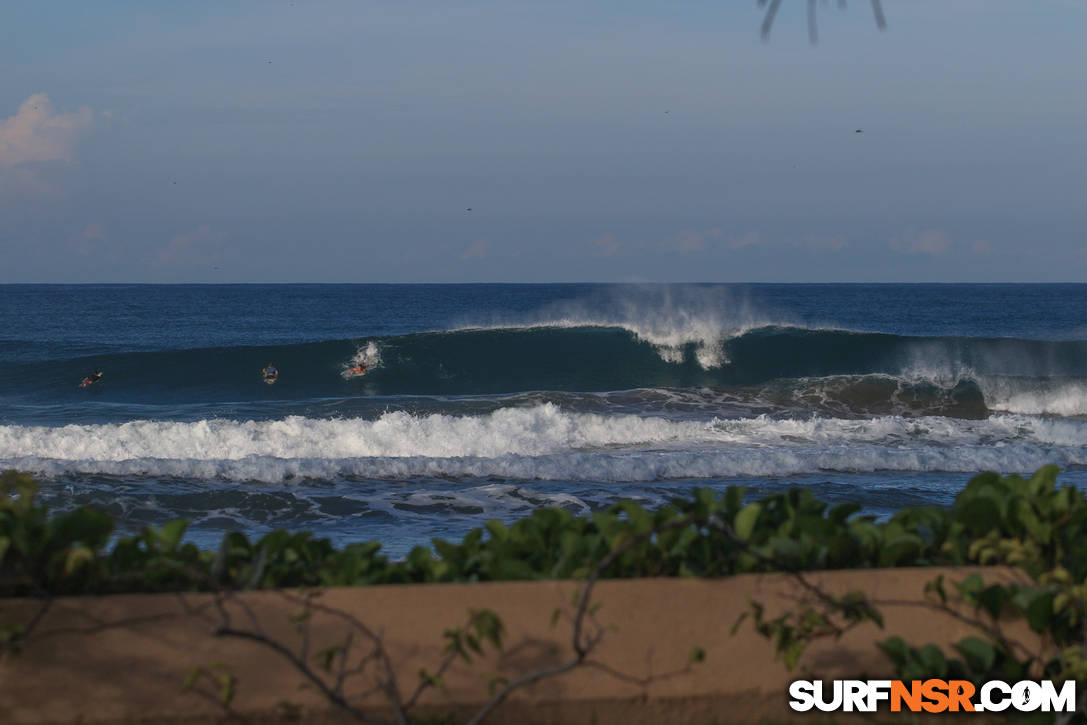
left=213, top=625, right=388, bottom=725
left=871, top=0, right=887, bottom=30
left=582, top=659, right=698, bottom=689
left=761, top=0, right=784, bottom=41
left=465, top=659, right=583, bottom=725
left=403, top=610, right=482, bottom=710
left=760, top=0, right=886, bottom=42
left=870, top=596, right=1039, bottom=664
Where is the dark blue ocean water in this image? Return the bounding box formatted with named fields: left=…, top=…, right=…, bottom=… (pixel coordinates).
left=3, top=283, right=1087, bottom=555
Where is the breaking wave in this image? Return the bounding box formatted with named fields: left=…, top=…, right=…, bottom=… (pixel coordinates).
left=3, top=404, right=1086, bottom=483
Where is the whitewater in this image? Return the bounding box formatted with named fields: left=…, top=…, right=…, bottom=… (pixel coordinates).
left=3, top=405, right=1087, bottom=479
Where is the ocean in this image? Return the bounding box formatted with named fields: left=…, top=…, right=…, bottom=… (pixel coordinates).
left=2, top=283, right=1086, bottom=557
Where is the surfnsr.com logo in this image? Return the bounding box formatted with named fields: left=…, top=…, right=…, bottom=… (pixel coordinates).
left=789, top=680, right=1076, bottom=713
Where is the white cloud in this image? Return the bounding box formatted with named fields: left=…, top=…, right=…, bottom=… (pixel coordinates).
left=889, top=229, right=951, bottom=256
left=0, top=94, right=94, bottom=168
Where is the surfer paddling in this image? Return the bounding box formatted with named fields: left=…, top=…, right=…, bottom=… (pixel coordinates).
left=79, top=370, right=103, bottom=388
left=261, top=363, right=279, bottom=385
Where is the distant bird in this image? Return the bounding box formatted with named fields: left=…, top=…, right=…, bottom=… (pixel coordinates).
left=466, top=208, right=472, bottom=212
left=665, top=110, right=670, bottom=114
left=855, top=129, right=863, bottom=133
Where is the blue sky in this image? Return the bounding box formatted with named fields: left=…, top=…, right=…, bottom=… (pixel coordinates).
left=2, top=1, right=1085, bottom=282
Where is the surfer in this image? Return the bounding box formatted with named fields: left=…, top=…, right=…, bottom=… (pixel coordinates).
left=261, top=363, right=279, bottom=384
left=79, top=370, right=103, bottom=388
left=346, top=363, right=368, bottom=377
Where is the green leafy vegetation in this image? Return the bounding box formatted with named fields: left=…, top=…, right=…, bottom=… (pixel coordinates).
left=5, top=466, right=1087, bottom=720
left=873, top=466, right=1087, bottom=714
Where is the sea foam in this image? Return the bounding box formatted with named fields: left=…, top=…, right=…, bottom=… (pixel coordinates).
left=3, top=404, right=1085, bottom=483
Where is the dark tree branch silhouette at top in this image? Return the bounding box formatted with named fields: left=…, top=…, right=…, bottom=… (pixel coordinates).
left=759, top=0, right=887, bottom=45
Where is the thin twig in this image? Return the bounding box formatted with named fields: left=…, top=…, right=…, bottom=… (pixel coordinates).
left=21, top=607, right=204, bottom=642
left=760, top=0, right=784, bottom=40
left=334, top=630, right=354, bottom=698
left=2, top=596, right=52, bottom=651
left=582, top=659, right=697, bottom=688
left=465, top=660, right=583, bottom=725
left=213, top=626, right=387, bottom=725
left=871, top=596, right=1038, bottom=663
left=403, top=610, right=482, bottom=710
left=271, top=590, right=409, bottom=725
left=871, top=0, right=886, bottom=30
